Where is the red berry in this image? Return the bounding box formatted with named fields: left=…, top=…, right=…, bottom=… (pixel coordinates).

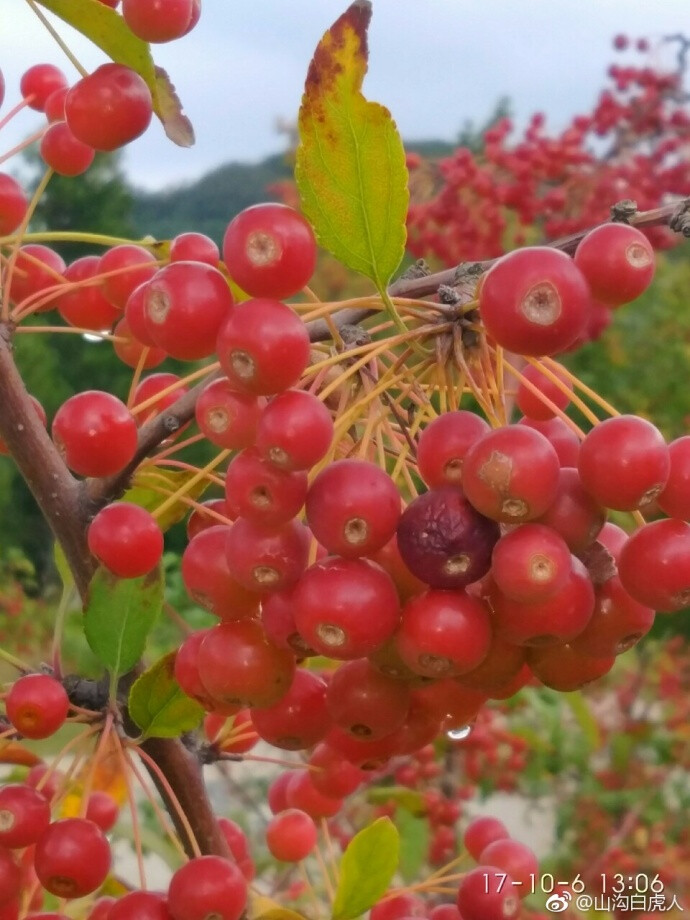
left=223, top=203, right=317, bottom=299
left=44, top=87, right=68, bottom=121
left=144, top=262, right=234, bottom=360
left=416, top=410, right=490, bottom=489
left=7, top=245, right=65, bottom=313
left=618, top=518, right=690, bottom=611
left=170, top=232, right=219, bottom=266
left=266, top=809, right=317, bottom=862
left=456, top=636, right=526, bottom=696
left=578, top=415, right=669, bottom=511
left=112, top=317, right=166, bottom=369
left=256, top=389, right=334, bottom=471
left=65, top=64, right=153, bottom=151
left=186, top=499, right=231, bottom=540
left=261, top=589, right=317, bottom=657
left=20, top=65, right=67, bottom=111
left=307, top=744, right=363, bottom=798
left=456, top=866, right=520, bottom=920
left=52, top=390, right=137, bottom=477
left=198, top=620, right=296, bottom=708
left=518, top=416, right=580, bottom=466
left=167, top=856, right=247, bottom=920
left=395, top=590, right=492, bottom=678
left=88, top=502, right=163, bottom=578
left=526, top=643, right=614, bottom=691
left=182, top=525, right=261, bottom=619
left=0, top=786, right=50, bottom=849
left=285, top=772, right=342, bottom=818
left=251, top=669, right=330, bottom=750
left=0, top=174, right=28, bottom=236
left=293, top=557, right=401, bottom=659
left=56, top=256, right=119, bottom=331
left=107, top=892, right=171, bottom=920
left=463, top=817, right=510, bottom=862
left=490, top=555, right=594, bottom=647
left=225, top=448, right=307, bottom=527
left=0, top=849, right=20, bottom=908
left=133, top=373, right=190, bottom=426
left=34, top=818, right=111, bottom=898
left=535, top=467, right=606, bottom=554
left=657, top=436, right=690, bottom=519
left=85, top=791, right=119, bottom=832
left=195, top=380, right=263, bottom=450
left=463, top=424, right=560, bottom=522
left=326, top=659, right=410, bottom=740
left=370, top=894, right=426, bottom=920
left=122, top=0, right=195, bottom=42
left=40, top=122, right=94, bottom=176
left=491, top=523, right=571, bottom=604
left=99, top=244, right=158, bottom=310
left=571, top=574, right=654, bottom=658
left=479, top=839, right=539, bottom=893
left=216, top=298, right=311, bottom=395
left=515, top=361, right=573, bottom=421
left=225, top=517, right=310, bottom=593
left=217, top=818, right=255, bottom=881
left=479, top=247, right=590, bottom=356
left=6, top=674, right=69, bottom=740
left=306, top=460, right=401, bottom=558
left=574, top=223, right=655, bottom=306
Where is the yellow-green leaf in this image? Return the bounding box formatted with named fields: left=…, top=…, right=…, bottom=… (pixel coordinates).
left=367, top=785, right=425, bottom=815
left=123, top=468, right=208, bottom=533
left=296, top=0, right=408, bottom=292
left=35, top=0, right=193, bottom=146
left=250, top=895, right=307, bottom=920
left=332, top=817, right=399, bottom=920
left=129, top=652, right=203, bottom=739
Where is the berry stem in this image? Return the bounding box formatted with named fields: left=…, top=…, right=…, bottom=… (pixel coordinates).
left=113, top=730, right=148, bottom=889
left=2, top=167, right=53, bottom=322
left=0, top=646, right=30, bottom=671
left=0, top=127, right=46, bottom=168
left=24, top=0, right=90, bottom=77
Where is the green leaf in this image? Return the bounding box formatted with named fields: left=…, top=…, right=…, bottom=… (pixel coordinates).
left=296, top=0, right=408, bottom=292
left=397, top=810, right=429, bottom=882
left=83, top=566, right=163, bottom=680
left=35, top=0, right=193, bottom=146
left=332, top=817, right=399, bottom=920
left=129, top=652, right=203, bottom=739
left=564, top=690, right=601, bottom=751
left=123, top=468, right=209, bottom=533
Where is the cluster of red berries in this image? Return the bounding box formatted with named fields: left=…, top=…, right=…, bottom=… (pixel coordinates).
left=0, top=1, right=199, bottom=183
left=406, top=36, right=690, bottom=268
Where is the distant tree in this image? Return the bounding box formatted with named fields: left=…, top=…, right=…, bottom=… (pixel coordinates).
left=25, top=149, right=136, bottom=261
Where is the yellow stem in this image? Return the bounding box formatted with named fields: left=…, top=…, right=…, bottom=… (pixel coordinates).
left=24, top=0, right=90, bottom=76
left=151, top=450, right=230, bottom=521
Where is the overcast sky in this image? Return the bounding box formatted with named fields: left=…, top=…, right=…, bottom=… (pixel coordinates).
left=1, top=0, right=689, bottom=192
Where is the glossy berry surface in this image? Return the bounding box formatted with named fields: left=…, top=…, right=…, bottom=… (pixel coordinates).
left=574, top=222, right=655, bottom=306
left=223, top=203, right=317, bottom=299
left=306, top=460, right=401, bottom=558
left=88, top=502, right=163, bottom=577
left=65, top=63, right=153, bottom=151
left=456, top=866, right=520, bottom=920
left=618, top=518, right=690, bottom=611
left=52, top=390, right=138, bottom=477
left=479, top=246, right=590, bottom=356
left=34, top=818, right=111, bottom=898
left=216, top=298, right=311, bottom=395
left=416, top=410, right=490, bottom=488
left=122, top=0, right=195, bottom=42
left=6, top=674, right=69, bottom=740
left=256, top=389, right=334, bottom=471
left=265, top=809, right=317, bottom=862
left=167, top=855, right=247, bottom=920
left=0, top=785, right=51, bottom=849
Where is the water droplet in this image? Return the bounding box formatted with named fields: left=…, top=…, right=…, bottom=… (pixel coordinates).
left=446, top=724, right=472, bottom=741
left=82, top=332, right=106, bottom=344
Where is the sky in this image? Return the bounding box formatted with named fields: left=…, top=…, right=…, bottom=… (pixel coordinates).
left=1, top=0, right=689, bottom=192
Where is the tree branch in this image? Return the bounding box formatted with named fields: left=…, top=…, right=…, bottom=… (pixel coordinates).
left=0, top=325, right=93, bottom=597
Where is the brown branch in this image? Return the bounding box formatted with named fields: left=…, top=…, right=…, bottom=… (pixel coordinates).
left=0, top=324, right=230, bottom=861
left=0, top=325, right=93, bottom=596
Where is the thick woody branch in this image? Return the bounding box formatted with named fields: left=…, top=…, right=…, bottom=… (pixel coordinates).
left=0, top=325, right=93, bottom=598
